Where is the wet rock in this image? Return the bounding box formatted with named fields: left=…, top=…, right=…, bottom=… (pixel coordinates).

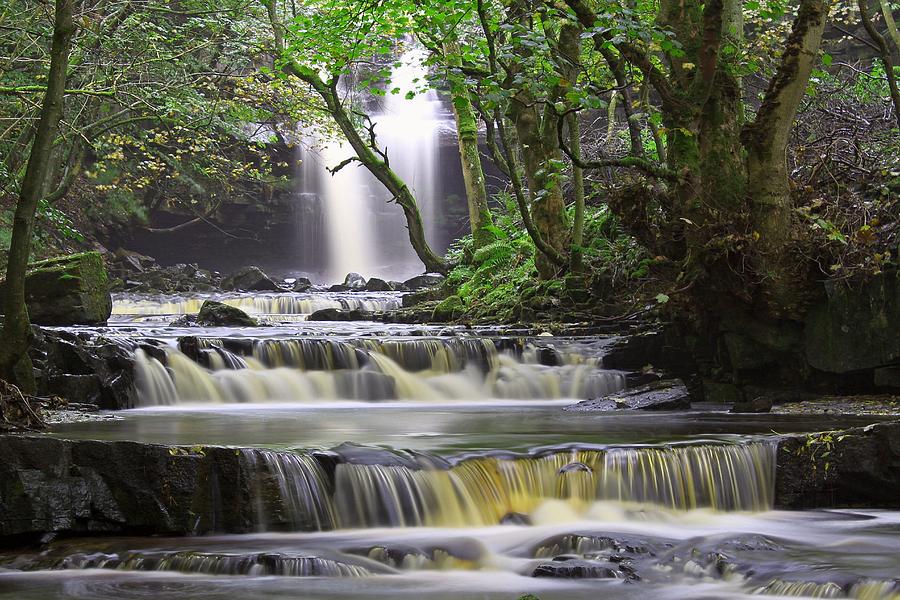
left=222, top=266, right=280, bottom=292
left=432, top=295, right=465, bottom=321
left=46, top=374, right=102, bottom=406
left=804, top=270, right=900, bottom=373
left=329, top=443, right=423, bottom=469
left=2, top=252, right=113, bottom=326
left=0, top=436, right=256, bottom=541
left=566, top=379, right=690, bottom=412
left=775, top=421, right=900, bottom=509
left=307, top=308, right=374, bottom=321
left=500, top=512, right=532, bottom=525
left=292, top=277, right=312, bottom=292
left=170, top=315, right=197, bottom=327
left=403, top=273, right=445, bottom=290
left=32, top=329, right=134, bottom=410
left=532, top=558, right=620, bottom=579
left=730, top=395, right=773, bottom=413
left=534, top=346, right=562, bottom=366
left=364, top=277, right=402, bottom=292
left=196, top=301, right=257, bottom=327
left=113, top=248, right=157, bottom=272
left=343, top=272, right=367, bottom=290
left=328, top=284, right=351, bottom=292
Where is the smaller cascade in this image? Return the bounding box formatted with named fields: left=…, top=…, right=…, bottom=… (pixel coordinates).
left=756, top=579, right=900, bottom=599
left=241, top=449, right=337, bottom=531
left=131, top=341, right=626, bottom=405
left=111, top=292, right=402, bottom=321
left=46, top=551, right=373, bottom=577
left=332, top=442, right=776, bottom=528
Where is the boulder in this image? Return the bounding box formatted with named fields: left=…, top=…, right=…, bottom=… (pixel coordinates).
left=222, top=266, right=280, bottom=292
left=532, top=558, right=620, bottom=579
left=565, top=379, right=690, bottom=412
left=32, top=329, right=135, bottom=409
left=432, top=295, right=465, bottom=321
left=328, top=284, right=351, bottom=292
left=5, top=252, right=113, bottom=326
left=196, top=301, right=257, bottom=327
left=804, top=271, right=900, bottom=373
left=343, top=272, right=367, bottom=290
left=364, top=277, right=402, bottom=292
left=113, top=248, right=157, bottom=273
left=403, top=274, right=445, bottom=290
left=775, top=421, right=900, bottom=509
left=0, top=436, right=257, bottom=541
left=292, top=277, right=313, bottom=292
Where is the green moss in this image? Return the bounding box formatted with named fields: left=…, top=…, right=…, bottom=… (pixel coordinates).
left=11, top=251, right=112, bottom=325
left=432, top=295, right=465, bottom=321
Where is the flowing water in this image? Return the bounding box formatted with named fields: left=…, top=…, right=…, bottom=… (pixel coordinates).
left=294, top=44, right=458, bottom=282
left=2, top=291, right=900, bottom=600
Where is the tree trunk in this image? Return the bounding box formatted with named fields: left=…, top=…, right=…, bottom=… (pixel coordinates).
left=507, top=100, right=569, bottom=278
left=568, top=113, right=586, bottom=272
left=0, top=0, right=76, bottom=392
left=742, top=0, right=830, bottom=310
left=444, top=42, right=494, bottom=248
left=859, top=0, right=900, bottom=129
left=878, top=0, right=900, bottom=54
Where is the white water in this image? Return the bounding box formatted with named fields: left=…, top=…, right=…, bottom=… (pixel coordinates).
left=297, top=44, right=453, bottom=282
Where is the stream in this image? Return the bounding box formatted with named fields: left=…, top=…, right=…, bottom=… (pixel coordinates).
left=1, top=291, right=899, bottom=600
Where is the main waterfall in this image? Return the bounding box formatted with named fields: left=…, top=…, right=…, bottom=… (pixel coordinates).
left=297, top=44, right=456, bottom=282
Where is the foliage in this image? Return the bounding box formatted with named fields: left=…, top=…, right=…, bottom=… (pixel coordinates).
left=444, top=192, right=650, bottom=321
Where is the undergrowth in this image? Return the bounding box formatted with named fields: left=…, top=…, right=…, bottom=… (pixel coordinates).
left=442, top=192, right=652, bottom=322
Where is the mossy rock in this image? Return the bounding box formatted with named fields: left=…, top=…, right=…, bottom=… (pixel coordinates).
left=3, top=252, right=112, bottom=326
left=804, top=270, right=900, bottom=373
left=432, top=295, right=465, bottom=322
left=197, top=300, right=257, bottom=327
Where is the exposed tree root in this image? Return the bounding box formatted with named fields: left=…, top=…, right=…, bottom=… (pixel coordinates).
left=0, top=379, right=47, bottom=432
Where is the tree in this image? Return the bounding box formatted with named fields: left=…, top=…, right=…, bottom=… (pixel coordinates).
left=0, top=0, right=76, bottom=391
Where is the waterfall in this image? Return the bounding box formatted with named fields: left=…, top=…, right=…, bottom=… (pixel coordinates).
left=131, top=339, right=626, bottom=405
left=332, top=443, right=776, bottom=527
left=241, top=449, right=337, bottom=531
left=111, top=293, right=402, bottom=319
left=295, top=44, right=455, bottom=281
left=51, top=551, right=373, bottom=577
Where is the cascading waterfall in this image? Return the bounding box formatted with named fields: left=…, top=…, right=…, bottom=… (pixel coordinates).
left=756, top=579, right=900, bottom=599
left=47, top=550, right=373, bottom=577
left=111, top=293, right=402, bottom=319
left=131, top=336, right=626, bottom=405
left=241, top=449, right=337, bottom=531
left=332, top=442, right=776, bottom=528
left=295, top=43, right=455, bottom=281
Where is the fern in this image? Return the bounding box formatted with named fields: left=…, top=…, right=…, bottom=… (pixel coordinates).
left=472, top=239, right=514, bottom=267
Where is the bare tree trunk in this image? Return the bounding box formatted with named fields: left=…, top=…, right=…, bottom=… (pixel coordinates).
left=444, top=41, right=493, bottom=248
left=0, top=0, right=76, bottom=392
left=859, top=0, right=900, bottom=128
